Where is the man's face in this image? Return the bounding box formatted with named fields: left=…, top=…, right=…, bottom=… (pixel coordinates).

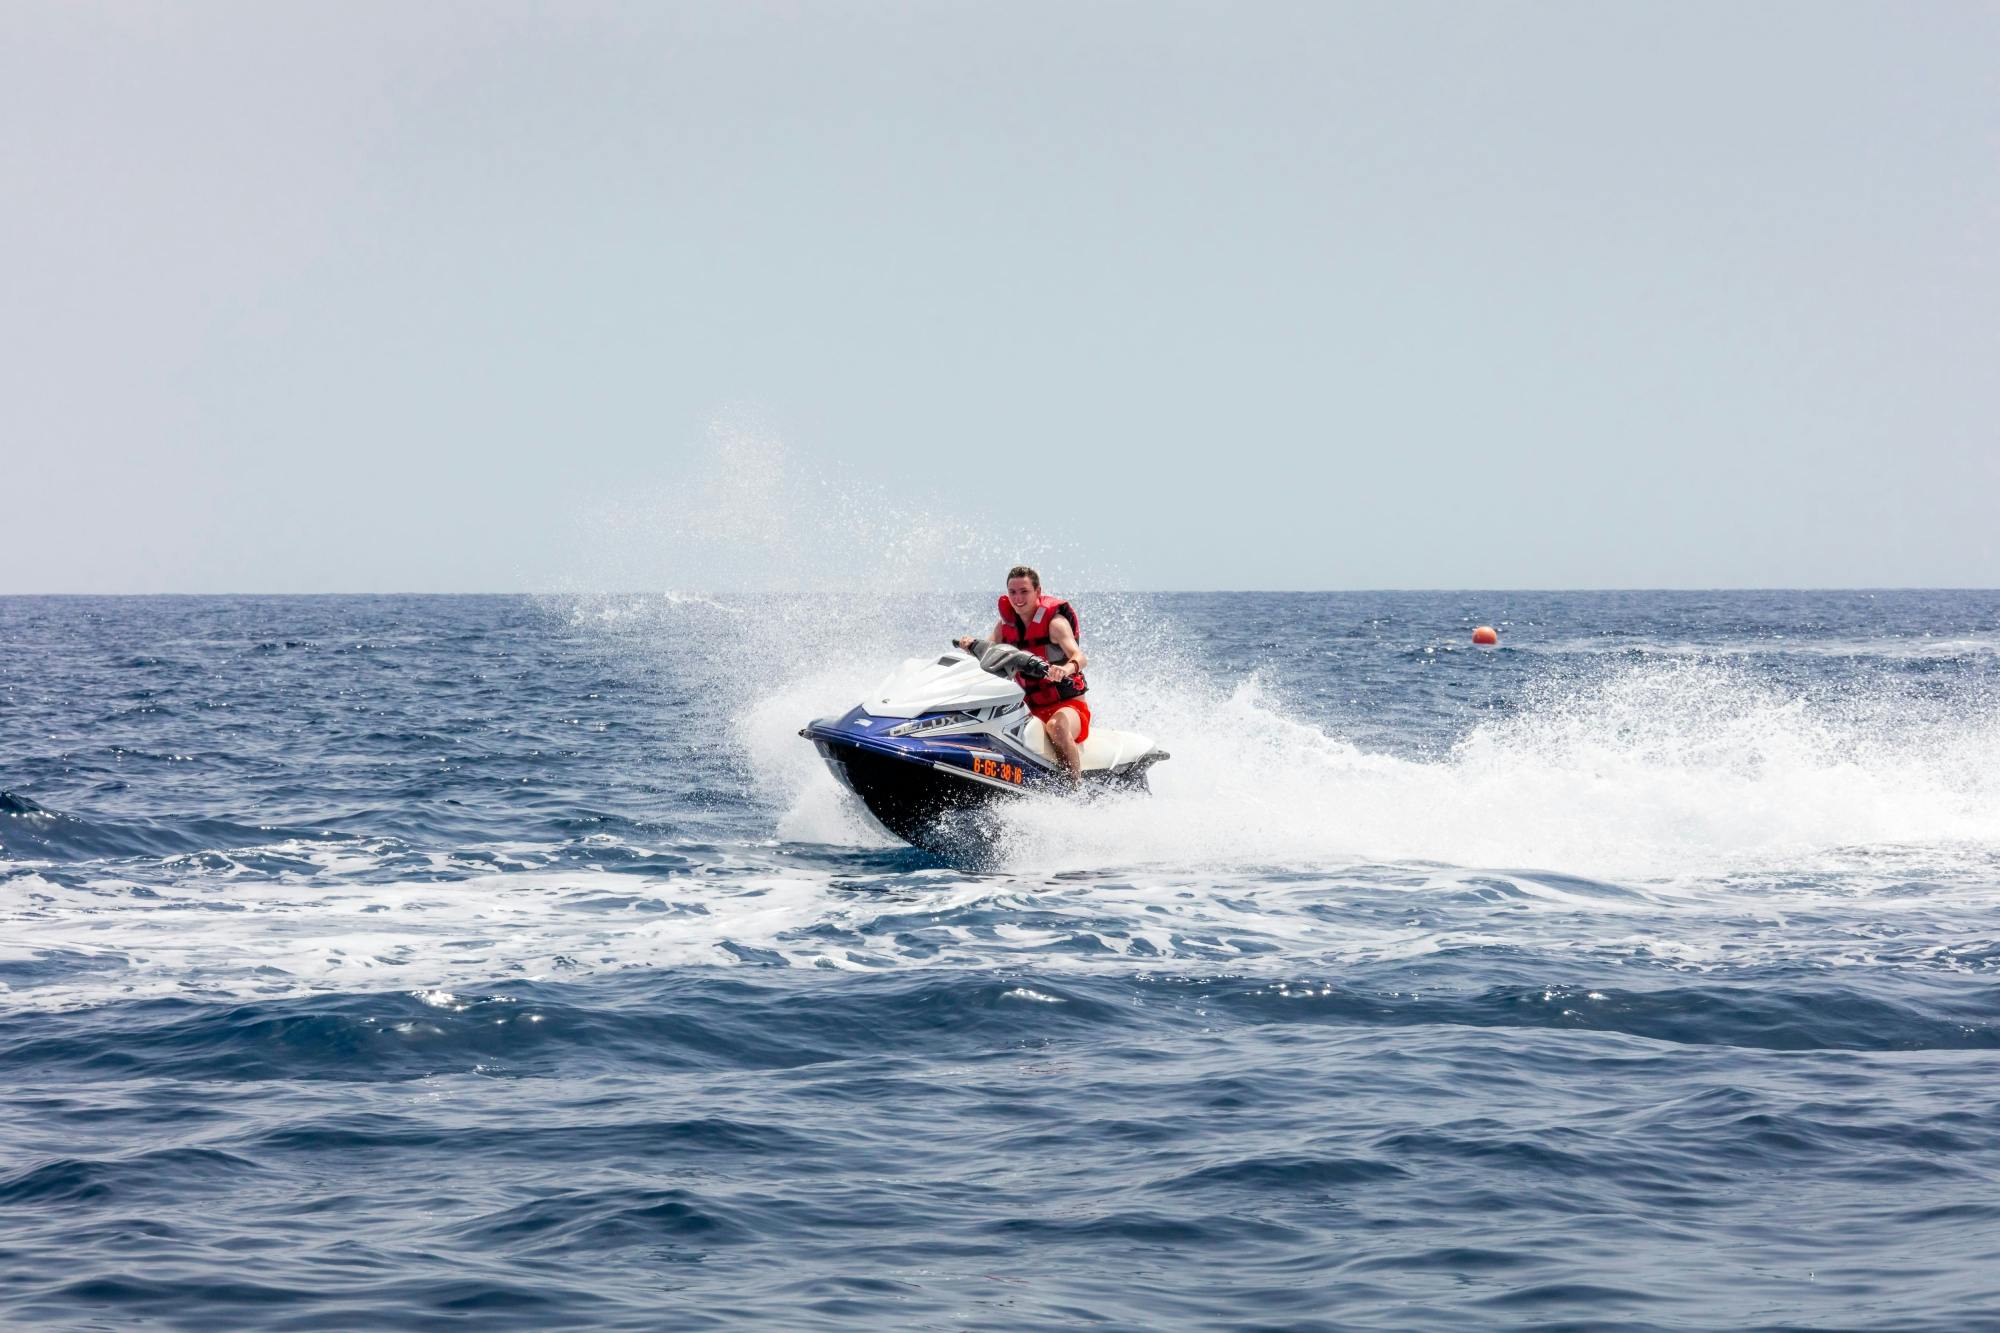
left=1005, top=577, right=1037, bottom=612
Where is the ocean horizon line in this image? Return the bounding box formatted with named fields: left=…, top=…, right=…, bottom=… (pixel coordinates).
left=4, top=585, right=1997, bottom=599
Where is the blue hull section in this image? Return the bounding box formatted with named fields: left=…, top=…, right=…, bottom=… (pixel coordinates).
left=799, top=707, right=1048, bottom=858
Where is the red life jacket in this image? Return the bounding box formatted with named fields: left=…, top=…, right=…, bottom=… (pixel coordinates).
left=996, top=593, right=1088, bottom=708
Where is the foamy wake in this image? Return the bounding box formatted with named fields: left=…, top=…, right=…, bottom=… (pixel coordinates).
left=6, top=820, right=1998, bottom=1012
left=753, top=655, right=2000, bottom=883
left=10, top=649, right=2000, bottom=1009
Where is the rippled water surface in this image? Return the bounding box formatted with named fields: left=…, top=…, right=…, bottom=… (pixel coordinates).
left=4, top=590, right=1999, bottom=1329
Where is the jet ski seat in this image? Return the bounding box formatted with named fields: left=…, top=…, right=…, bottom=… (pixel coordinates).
left=1021, top=717, right=1163, bottom=773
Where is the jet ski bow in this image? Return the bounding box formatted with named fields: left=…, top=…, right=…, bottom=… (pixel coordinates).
left=799, top=647, right=1169, bottom=856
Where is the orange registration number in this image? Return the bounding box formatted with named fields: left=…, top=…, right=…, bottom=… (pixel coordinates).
left=971, top=757, right=1024, bottom=784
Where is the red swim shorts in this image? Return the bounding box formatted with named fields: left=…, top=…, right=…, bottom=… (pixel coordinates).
left=1030, top=698, right=1091, bottom=743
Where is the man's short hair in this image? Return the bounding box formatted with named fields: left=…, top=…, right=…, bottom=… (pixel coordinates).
left=1006, top=565, right=1040, bottom=590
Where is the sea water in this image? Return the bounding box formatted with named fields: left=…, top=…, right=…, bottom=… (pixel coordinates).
left=3, top=589, right=1998, bottom=1329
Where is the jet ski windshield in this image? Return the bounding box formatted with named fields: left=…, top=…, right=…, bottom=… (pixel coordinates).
left=861, top=651, right=1024, bottom=719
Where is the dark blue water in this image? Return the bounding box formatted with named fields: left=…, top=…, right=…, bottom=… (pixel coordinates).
left=4, top=591, right=1999, bottom=1329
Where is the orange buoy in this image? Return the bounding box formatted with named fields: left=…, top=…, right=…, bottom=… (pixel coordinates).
left=1471, top=625, right=1499, bottom=646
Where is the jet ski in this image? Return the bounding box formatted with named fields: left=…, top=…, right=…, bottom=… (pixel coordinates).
left=800, top=642, right=1169, bottom=857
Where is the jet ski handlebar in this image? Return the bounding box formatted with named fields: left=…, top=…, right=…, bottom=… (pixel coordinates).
left=953, top=637, right=1050, bottom=681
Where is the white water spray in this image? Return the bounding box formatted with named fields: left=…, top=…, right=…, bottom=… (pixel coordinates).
left=563, top=425, right=2000, bottom=884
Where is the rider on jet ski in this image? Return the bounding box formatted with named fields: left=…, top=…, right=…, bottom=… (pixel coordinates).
left=954, top=565, right=1091, bottom=782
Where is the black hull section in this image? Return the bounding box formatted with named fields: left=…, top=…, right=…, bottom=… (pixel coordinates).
left=814, top=740, right=1019, bottom=857
left=805, top=730, right=1157, bottom=861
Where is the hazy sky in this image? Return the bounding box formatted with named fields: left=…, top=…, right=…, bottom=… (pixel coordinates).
left=5, top=2, right=1994, bottom=593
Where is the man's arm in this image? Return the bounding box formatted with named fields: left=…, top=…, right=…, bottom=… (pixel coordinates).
left=1046, top=616, right=1087, bottom=679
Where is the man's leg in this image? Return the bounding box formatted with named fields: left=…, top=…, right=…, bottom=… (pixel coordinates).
left=1046, top=705, right=1084, bottom=783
